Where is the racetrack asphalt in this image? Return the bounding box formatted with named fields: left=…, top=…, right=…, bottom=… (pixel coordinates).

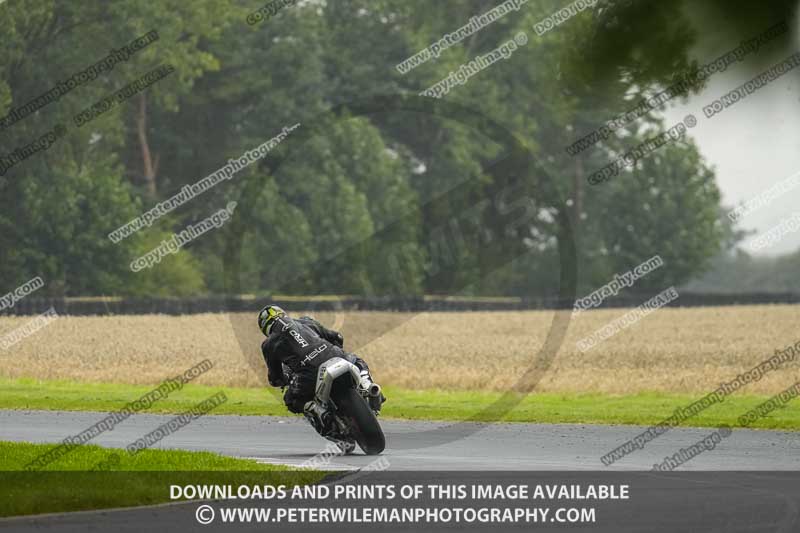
left=1, top=409, right=798, bottom=470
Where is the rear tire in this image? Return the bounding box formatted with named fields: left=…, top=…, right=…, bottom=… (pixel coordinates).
left=336, top=388, right=385, bottom=455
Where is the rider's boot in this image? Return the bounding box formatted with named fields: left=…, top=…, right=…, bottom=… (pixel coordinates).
left=303, top=401, right=335, bottom=437
left=304, top=402, right=355, bottom=454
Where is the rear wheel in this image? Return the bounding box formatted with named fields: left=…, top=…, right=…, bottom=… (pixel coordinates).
left=335, top=388, right=385, bottom=455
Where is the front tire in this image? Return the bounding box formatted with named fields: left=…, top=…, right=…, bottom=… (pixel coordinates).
left=336, top=388, right=385, bottom=455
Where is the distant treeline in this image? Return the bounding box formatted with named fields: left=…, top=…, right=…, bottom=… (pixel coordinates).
left=1, top=1, right=794, bottom=300
left=2, top=292, right=798, bottom=316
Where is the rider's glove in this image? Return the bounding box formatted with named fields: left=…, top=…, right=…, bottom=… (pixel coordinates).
left=333, top=333, right=344, bottom=348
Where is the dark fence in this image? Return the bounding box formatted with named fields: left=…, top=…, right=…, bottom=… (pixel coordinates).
left=1, top=292, right=799, bottom=316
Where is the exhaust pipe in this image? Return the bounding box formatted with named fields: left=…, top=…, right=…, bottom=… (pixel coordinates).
left=366, top=383, right=383, bottom=412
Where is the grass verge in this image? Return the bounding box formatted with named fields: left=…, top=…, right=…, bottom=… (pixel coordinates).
left=0, top=441, right=323, bottom=517
left=1, top=377, right=799, bottom=430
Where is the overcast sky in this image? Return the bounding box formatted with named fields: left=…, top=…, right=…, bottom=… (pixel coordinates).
left=661, top=28, right=800, bottom=257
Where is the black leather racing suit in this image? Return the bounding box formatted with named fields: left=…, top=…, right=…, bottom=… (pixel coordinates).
left=261, top=315, right=370, bottom=414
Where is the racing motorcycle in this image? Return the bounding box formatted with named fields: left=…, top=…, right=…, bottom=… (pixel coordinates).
left=292, top=357, right=386, bottom=455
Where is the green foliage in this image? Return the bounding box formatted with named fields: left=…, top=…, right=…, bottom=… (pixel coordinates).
left=0, top=441, right=322, bottom=517
left=3, top=377, right=800, bottom=431
left=689, top=249, right=800, bottom=293
left=591, top=142, right=723, bottom=289
left=3, top=0, right=784, bottom=297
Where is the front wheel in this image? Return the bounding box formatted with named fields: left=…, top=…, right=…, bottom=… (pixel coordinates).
left=335, top=388, right=385, bottom=455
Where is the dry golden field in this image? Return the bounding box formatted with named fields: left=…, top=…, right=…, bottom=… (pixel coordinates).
left=0, top=305, right=798, bottom=394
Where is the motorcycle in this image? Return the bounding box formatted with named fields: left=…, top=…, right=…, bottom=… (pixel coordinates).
left=291, top=357, right=385, bottom=455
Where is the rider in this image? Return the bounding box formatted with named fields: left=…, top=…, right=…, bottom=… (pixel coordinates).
left=258, top=305, right=384, bottom=443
